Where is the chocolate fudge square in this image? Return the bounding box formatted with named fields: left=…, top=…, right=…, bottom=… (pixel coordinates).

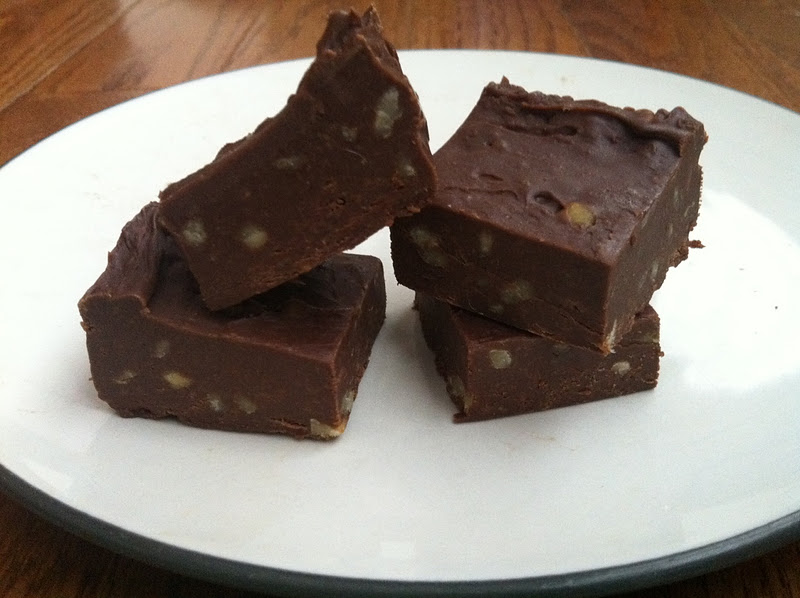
left=159, top=7, right=435, bottom=310
left=78, top=203, right=386, bottom=440
left=416, top=293, right=661, bottom=423
left=392, top=79, right=706, bottom=353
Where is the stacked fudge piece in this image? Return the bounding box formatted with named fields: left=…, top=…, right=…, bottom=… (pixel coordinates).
left=78, top=7, right=708, bottom=435
left=391, top=79, right=706, bottom=422
left=158, top=7, right=436, bottom=311
left=78, top=8, right=436, bottom=439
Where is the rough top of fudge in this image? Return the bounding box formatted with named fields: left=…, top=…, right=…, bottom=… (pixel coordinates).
left=434, top=78, right=707, bottom=264
left=157, top=7, right=435, bottom=310
left=316, top=6, right=394, bottom=64
left=80, top=203, right=383, bottom=360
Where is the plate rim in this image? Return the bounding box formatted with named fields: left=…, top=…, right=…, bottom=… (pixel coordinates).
left=2, top=463, right=799, bottom=597
left=1, top=49, right=799, bottom=595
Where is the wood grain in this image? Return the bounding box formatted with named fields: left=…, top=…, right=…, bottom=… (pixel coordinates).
left=0, top=0, right=139, bottom=110
left=3, top=0, right=799, bottom=165
left=1, top=1, right=799, bottom=597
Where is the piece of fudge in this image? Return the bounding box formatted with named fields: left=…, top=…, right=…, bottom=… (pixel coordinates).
left=159, top=7, right=435, bottom=310
left=415, top=293, right=661, bottom=422
left=78, top=203, right=386, bottom=440
left=392, top=79, right=706, bottom=353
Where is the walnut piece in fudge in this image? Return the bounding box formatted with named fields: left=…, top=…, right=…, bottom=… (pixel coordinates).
left=415, top=293, right=661, bottom=423
left=159, top=7, right=435, bottom=310
left=78, top=203, right=386, bottom=440
left=392, top=79, right=706, bottom=353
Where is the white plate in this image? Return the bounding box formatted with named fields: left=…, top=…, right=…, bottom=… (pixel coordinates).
left=1, top=50, right=799, bottom=597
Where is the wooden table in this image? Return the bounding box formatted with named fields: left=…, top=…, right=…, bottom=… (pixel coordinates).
left=1, top=1, right=798, bottom=596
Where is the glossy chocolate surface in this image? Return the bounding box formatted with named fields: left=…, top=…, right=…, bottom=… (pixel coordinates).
left=416, top=293, right=660, bottom=422
left=159, top=7, right=435, bottom=310
left=392, top=79, right=705, bottom=352
left=79, top=203, right=386, bottom=439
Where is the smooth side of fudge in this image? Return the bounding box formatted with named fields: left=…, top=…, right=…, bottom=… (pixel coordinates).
left=78, top=203, right=386, bottom=440
left=415, top=293, right=661, bottom=422
left=392, top=78, right=706, bottom=353
left=159, top=7, right=435, bottom=310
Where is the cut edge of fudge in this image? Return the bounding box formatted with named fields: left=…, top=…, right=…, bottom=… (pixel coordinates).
left=415, top=293, right=661, bottom=423
left=78, top=203, right=387, bottom=440
left=392, top=78, right=706, bottom=353
left=158, top=6, right=436, bottom=310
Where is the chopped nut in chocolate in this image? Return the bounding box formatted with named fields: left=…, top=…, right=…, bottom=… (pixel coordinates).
left=392, top=78, right=706, bottom=353
left=79, top=203, right=386, bottom=439
left=415, top=293, right=661, bottom=422
left=159, top=7, right=436, bottom=310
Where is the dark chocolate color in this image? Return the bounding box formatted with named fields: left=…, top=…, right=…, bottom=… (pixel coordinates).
left=78, top=203, right=386, bottom=439
left=416, top=293, right=661, bottom=422
left=159, top=7, right=435, bottom=310
left=392, top=79, right=706, bottom=353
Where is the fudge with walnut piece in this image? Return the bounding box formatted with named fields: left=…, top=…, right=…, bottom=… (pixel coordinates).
left=392, top=79, right=706, bottom=353
left=78, top=203, right=386, bottom=440
left=159, top=7, right=435, bottom=310
left=416, top=293, right=661, bottom=422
